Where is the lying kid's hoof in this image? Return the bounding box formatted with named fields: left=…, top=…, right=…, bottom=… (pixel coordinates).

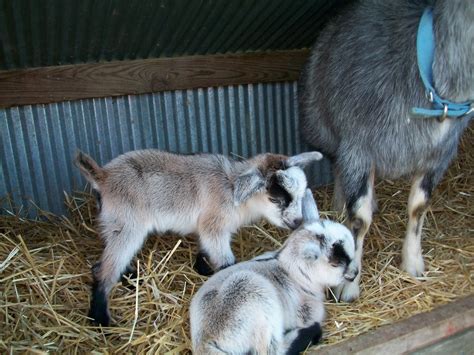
left=218, top=263, right=234, bottom=271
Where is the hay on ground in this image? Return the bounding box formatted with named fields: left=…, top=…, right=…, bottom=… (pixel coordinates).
left=1, top=127, right=473, bottom=353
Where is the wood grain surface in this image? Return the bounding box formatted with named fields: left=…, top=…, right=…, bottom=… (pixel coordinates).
left=0, top=49, right=310, bottom=108
left=314, top=295, right=474, bottom=355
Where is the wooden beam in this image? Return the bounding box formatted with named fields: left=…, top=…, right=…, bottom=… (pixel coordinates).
left=0, top=49, right=310, bottom=108
left=313, top=295, right=474, bottom=355
left=413, top=328, right=474, bottom=355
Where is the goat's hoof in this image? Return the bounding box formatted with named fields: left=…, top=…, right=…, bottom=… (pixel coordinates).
left=89, top=278, right=111, bottom=327
left=120, top=267, right=141, bottom=289
left=89, top=307, right=111, bottom=327
left=218, top=262, right=235, bottom=271
left=401, top=254, right=425, bottom=277
left=194, top=252, right=215, bottom=276
left=311, top=322, right=323, bottom=345
left=333, top=280, right=360, bottom=302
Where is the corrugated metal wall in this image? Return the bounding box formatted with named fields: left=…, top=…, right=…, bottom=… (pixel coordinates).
left=0, top=0, right=344, bottom=70
left=0, top=82, right=332, bottom=217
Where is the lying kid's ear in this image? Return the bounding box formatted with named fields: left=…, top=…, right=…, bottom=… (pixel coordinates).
left=302, top=240, right=321, bottom=260
left=302, top=189, right=320, bottom=222
left=233, top=169, right=266, bottom=206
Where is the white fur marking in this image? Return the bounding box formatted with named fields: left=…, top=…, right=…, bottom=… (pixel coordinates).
left=432, top=119, right=452, bottom=145
left=402, top=176, right=427, bottom=277
left=336, top=171, right=374, bottom=302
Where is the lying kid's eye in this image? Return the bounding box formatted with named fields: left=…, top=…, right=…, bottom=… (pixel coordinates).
left=269, top=197, right=279, bottom=204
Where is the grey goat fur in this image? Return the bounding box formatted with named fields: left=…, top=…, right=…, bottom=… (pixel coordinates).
left=74, top=149, right=322, bottom=326
left=190, top=189, right=357, bottom=355
left=299, top=0, right=473, bottom=301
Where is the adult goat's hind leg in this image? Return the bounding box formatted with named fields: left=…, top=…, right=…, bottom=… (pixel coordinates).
left=90, top=223, right=148, bottom=326
left=401, top=172, right=438, bottom=276
left=334, top=161, right=375, bottom=302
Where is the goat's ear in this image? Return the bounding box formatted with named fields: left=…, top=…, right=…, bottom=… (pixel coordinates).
left=302, top=189, right=320, bottom=222
left=233, top=169, right=266, bottom=206
left=275, top=169, right=297, bottom=192
left=302, top=240, right=322, bottom=260
left=286, top=151, right=323, bottom=168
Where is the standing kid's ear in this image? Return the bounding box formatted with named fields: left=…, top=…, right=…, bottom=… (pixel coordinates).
left=302, top=189, right=320, bottom=222
left=274, top=166, right=308, bottom=196
left=286, top=151, right=323, bottom=168
left=233, top=169, right=266, bottom=206
left=275, top=169, right=297, bottom=192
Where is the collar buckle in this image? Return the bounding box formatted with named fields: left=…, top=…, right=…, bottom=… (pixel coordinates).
left=438, top=104, right=448, bottom=122
left=426, top=90, right=434, bottom=103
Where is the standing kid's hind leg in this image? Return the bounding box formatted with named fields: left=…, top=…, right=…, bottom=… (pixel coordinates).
left=334, top=162, right=375, bottom=302
left=93, top=262, right=138, bottom=286
left=401, top=171, right=438, bottom=276
left=90, top=223, right=148, bottom=326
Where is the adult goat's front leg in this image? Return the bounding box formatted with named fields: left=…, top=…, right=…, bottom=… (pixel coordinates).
left=332, top=168, right=346, bottom=212
left=334, top=163, right=375, bottom=302
left=401, top=172, right=438, bottom=277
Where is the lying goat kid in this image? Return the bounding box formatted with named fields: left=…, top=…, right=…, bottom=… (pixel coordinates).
left=190, top=189, right=357, bottom=355
left=74, top=149, right=322, bottom=326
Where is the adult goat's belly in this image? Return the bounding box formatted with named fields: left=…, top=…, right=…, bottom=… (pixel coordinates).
left=371, top=122, right=458, bottom=180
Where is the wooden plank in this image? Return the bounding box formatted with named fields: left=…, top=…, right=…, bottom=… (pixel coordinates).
left=412, top=328, right=474, bottom=355
left=0, top=49, right=310, bottom=108
left=313, top=295, right=474, bottom=355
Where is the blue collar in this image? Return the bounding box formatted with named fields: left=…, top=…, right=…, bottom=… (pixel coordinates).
left=411, top=8, right=473, bottom=121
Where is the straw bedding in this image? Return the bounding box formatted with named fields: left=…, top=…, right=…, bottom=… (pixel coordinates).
left=1, top=127, right=473, bottom=353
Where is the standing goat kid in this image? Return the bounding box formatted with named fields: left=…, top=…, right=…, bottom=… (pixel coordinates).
left=75, top=149, right=322, bottom=326
left=190, top=189, right=357, bottom=355
left=299, top=0, right=473, bottom=302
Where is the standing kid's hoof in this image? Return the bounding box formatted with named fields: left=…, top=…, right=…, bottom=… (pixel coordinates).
left=194, top=252, right=214, bottom=276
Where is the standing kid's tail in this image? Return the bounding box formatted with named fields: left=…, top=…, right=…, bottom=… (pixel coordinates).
left=74, top=151, right=107, bottom=191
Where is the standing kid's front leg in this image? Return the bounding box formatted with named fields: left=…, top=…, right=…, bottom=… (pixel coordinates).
left=195, top=211, right=236, bottom=275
